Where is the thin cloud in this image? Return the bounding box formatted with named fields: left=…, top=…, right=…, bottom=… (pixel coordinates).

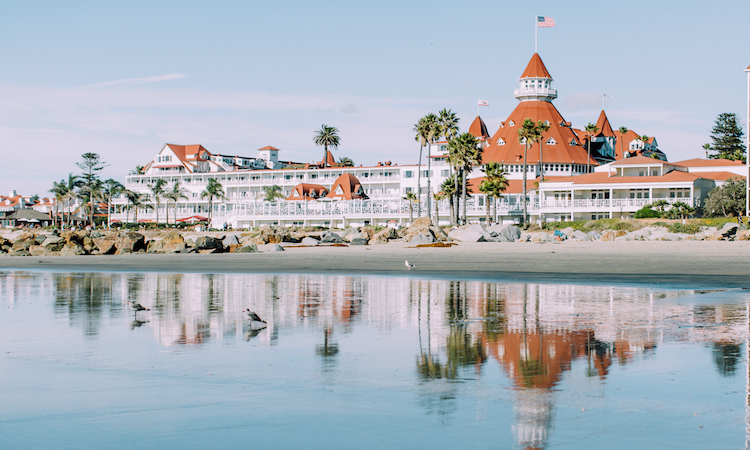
left=82, top=73, right=188, bottom=88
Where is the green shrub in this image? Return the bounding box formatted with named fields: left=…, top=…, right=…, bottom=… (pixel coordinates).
left=635, top=205, right=661, bottom=219
left=667, top=223, right=702, bottom=234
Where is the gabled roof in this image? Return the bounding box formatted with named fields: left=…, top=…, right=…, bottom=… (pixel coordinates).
left=259, top=146, right=279, bottom=151
left=287, top=183, right=329, bottom=201
left=483, top=101, right=596, bottom=166
left=468, top=116, right=490, bottom=140
left=468, top=177, right=538, bottom=194
left=325, top=173, right=368, bottom=200
left=594, top=111, right=615, bottom=137
left=546, top=170, right=702, bottom=185
left=691, top=171, right=746, bottom=181
left=320, top=150, right=336, bottom=167
left=671, top=158, right=745, bottom=167
left=6, top=208, right=52, bottom=220
left=610, top=155, right=670, bottom=166
left=520, top=53, right=552, bottom=79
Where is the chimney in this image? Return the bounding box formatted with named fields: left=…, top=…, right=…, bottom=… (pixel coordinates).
left=9, top=189, right=16, bottom=197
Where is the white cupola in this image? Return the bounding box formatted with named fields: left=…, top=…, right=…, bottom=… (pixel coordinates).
left=514, top=53, right=557, bottom=102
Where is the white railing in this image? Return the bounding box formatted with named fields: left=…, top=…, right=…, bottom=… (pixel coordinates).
left=540, top=197, right=700, bottom=210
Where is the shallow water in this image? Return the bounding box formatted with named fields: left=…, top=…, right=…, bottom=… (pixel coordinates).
left=1, top=271, right=749, bottom=449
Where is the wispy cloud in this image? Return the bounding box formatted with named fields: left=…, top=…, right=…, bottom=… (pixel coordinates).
left=82, top=73, right=188, bottom=88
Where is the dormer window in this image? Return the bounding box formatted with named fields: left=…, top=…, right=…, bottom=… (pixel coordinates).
left=570, top=139, right=578, bottom=146
left=508, top=120, right=515, bottom=126
left=546, top=138, right=557, bottom=145
left=497, top=138, right=506, bottom=145
left=544, top=120, right=550, bottom=126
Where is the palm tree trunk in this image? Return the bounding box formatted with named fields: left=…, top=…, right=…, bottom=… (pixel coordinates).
left=587, top=140, right=591, bottom=173
left=461, top=168, right=467, bottom=225
left=107, top=193, right=111, bottom=229
left=426, top=143, right=432, bottom=220
left=416, top=144, right=423, bottom=218
left=449, top=197, right=454, bottom=226
left=540, top=140, right=544, bottom=181
left=409, top=202, right=413, bottom=223
left=523, top=144, right=529, bottom=226
left=433, top=198, right=439, bottom=225
left=485, top=195, right=490, bottom=224
left=454, top=173, right=460, bottom=225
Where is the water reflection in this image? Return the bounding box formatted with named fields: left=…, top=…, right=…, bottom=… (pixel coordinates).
left=1, top=271, right=749, bottom=448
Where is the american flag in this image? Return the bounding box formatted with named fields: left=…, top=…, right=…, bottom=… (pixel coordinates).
left=537, top=16, right=555, bottom=27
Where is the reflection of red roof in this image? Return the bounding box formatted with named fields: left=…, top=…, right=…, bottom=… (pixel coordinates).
left=483, top=101, right=596, bottom=166
left=326, top=173, right=367, bottom=200
left=520, top=53, right=552, bottom=79
left=287, top=183, right=329, bottom=201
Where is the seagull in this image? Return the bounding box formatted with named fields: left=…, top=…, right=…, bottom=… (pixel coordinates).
left=244, top=309, right=266, bottom=324
left=405, top=260, right=416, bottom=270
left=127, top=301, right=150, bottom=313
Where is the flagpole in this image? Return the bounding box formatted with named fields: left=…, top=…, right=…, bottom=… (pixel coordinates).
left=535, top=13, right=538, bottom=53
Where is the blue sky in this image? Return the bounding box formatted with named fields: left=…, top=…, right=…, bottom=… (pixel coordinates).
left=1, top=0, right=748, bottom=196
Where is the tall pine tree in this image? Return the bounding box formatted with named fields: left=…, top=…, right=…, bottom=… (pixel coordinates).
left=705, top=112, right=746, bottom=162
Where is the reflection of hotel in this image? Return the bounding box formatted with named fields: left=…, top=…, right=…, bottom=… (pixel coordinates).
left=110, top=54, right=746, bottom=228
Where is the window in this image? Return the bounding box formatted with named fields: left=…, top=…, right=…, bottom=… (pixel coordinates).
left=405, top=171, right=413, bottom=178
left=405, top=187, right=413, bottom=193
left=441, top=169, right=449, bottom=176
left=546, top=138, right=556, bottom=145
left=498, top=138, right=506, bottom=145
left=508, top=120, right=515, bottom=126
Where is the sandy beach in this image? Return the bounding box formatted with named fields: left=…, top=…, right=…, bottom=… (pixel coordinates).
left=1, top=240, right=748, bottom=288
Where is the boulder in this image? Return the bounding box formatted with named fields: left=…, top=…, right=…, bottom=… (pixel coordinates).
left=429, top=225, right=449, bottom=241
left=586, top=231, right=602, bottom=241
left=29, top=245, right=48, bottom=256
left=487, top=224, right=521, bottom=242
left=234, top=244, right=259, bottom=253
left=254, top=226, right=292, bottom=244
left=661, top=233, right=684, bottom=241
left=369, top=227, right=397, bottom=245
left=320, top=231, right=344, bottom=244
left=93, top=238, right=117, bottom=254
left=11, top=239, right=34, bottom=251
left=359, top=228, right=376, bottom=240
left=720, top=222, right=740, bottom=238
left=344, top=231, right=369, bottom=242
left=60, top=242, right=85, bottom=256
left=270, top=244, right=285, bottom=252
left=115, top=232, right=146, bottom=253
left=737, top=229, right=750, bottom=241
left=403, top=217, right=434, bottom=241
left=349, top=237, right=369, bottom=245
left=195, top=236, right=224, bottom=252
left=42, top=235, right=65, bottom=251
left=301, top=236, right=320, bottom=245
left=222, top=234, right=240, bottom=247
left=569, top=230, right=589, bottom=241
left=0, top=236, right=11, bottom=248
left=600, top=230, right=627, bottom=241
left=9, top=249, right=31, bottom=257
left=448, top=229, right=486, bottom=242
left=199, top=248, right=219, bottom=254
left=410, top=232, right=436, bottom=245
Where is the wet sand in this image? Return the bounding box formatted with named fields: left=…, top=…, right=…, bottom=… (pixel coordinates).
left=1, top=240, right=748, bottom=288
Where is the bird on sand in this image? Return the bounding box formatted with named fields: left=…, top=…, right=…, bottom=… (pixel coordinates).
left=244, top=309, right=266, bottom=324
left=405, top=260, right=416, bottom=270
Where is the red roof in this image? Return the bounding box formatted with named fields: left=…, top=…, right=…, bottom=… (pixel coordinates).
left=610, top=155, right=670, bottom=166
left=287, top=183, right=329, bottom=201
left=259, top=146, right=279, bottom=151
left=469, top=177, right=538, bottom=194
left=594, top=111, right=615, bottom=137
left=468, top=116, right=490, bottom=140
left=693, top=171, right=746, bottom=181
left=520, top=53, right=552, bottom=79
left=326, top=173, right=367, bottom=200
left=320, top=150, right=336, bottom=167
left=547, top=170, right=702, bottom=185
left=483, top=101, right=596, bottom=166
left=671, top=158, right=745, bottom=167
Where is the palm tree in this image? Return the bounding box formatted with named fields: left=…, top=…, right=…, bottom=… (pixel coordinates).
left=201, top=178, right=226, bottom=224
left=518, top=119, right=544, bottom=226
left=129, top=165, right=145, bottom=175
left=435, top=109, right=459, bottom=218
left=313, top=124, right=340, bottom=169
left=81, top=179, right=105, bottom=228
left=703, top=143, right=711, bottom=159
left=101, top=179, right=125, bottom=228
left=338, top=156, right=354, bottom=167
left=584, top=123, right=599, bottom=173
left=124, top=189, right=152, bottom=224
left=432, top=192, right=443, bottom=225
left=49, top=180, right=70, bottom=228
left=537, top=120, right=551, bottom=181
left=619, top=126, right=628, bottom=158
left=651, top=199, right=669, bottom=215
left=148, top=178, right=167, bottom=224
left=403, top=191, right=418, bottom=224
left=262, top=185, right=284, bottom=202
left=63, top=173, right=83, bottom=227
left=414, top=117, right=430, bottom=218
left=164, top=182, right=188, bottom=224
left=448, top=133, right=483, bottom=226
left=640, top=135, right=649, bottom=154
left=440, top=175, right=460, bottom=227
left=479, top=163, right=509, bottom=224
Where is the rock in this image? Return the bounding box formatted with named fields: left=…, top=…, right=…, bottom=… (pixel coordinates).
left=0, top=236, right=11, bottom=248
left=569, top=230, right=589, bottom=241
left=270, top=244, right=285, bottom=251
left=42, top=235, right=65, bottom=251
left=289, top=231, right=306, bottom=243
left=369, top=227, right=397, bottom=244
left=737, top=229, right=750, bottom=241
left=720, top=222, right=740, bottom=237
left=234, top=244, right=259, bottom=253
left=320, top=231, right=344, bottom=244
left=254, top=226, right=292, bottom=244
left=410, top=232, right=436, bottom=245
left=661, top=233, right=683, bottom=241
left=490, top=224, right=522, bottom=242
left=706, top=233, right=724, bottom=241
left=349, top=237, right=369, bottom=245
left=93, top=238, right=117, bottom=254
left=344, top=231, right=369, bottom=242
left=359, top=228, right=376, bottom=240
left=600, top=230, right=627, bottom=241
left=195, top=236, right=224, bottom=252
left=115, top=232, right=146, bottom=253
left=9, top=249, right=31, bottom=257
left=587, top=231, right=602, bottom=241
left=162, top=230, right=185, bottom=245
left=199, top=248, right=219, bottom=254
left=448, top=229, right=486, bottom=242
left=60, top=242, right=85, bottom=256
left=301, top=236, right=320, bottom=245
left=28, top=245, right=48, bottom=256
left=429, top=225, right=449, bottom=241
left=222, top=234, right=240, bottom=247
left=11, top=239, right=34, bottom=251
left=403, top=217, right=434, bottom=241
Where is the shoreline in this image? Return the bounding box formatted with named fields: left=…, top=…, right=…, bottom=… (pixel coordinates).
left=1, top=240, right=748, bottom=289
